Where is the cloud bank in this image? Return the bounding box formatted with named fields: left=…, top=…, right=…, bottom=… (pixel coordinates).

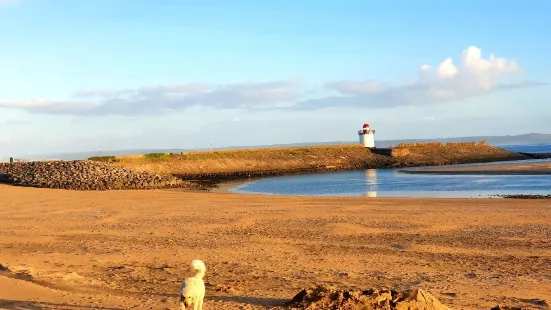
left=0, top=46, right=545, bottom=115
left=292, top=46, right=545, bottom=110
left=0, top=80, right=302, bottom=116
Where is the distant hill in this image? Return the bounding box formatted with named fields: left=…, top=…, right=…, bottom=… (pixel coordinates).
left=12, top=132, right=551, bottom=161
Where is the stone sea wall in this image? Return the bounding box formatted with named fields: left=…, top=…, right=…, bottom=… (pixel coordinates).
left=0, top=160, right=188, bottom=190
left=0, top=143, right=531, bottom=191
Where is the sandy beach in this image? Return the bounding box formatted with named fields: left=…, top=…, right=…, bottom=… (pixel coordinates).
left=1, top=184, right=550, bottom=309
left=402, top=161, right=551, bottom=175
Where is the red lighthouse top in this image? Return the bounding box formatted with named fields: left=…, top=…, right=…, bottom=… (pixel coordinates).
left=363, top=124, right=370, bottom=128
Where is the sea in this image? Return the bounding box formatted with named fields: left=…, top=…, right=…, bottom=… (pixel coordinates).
left=230, top=143, right=551, bottom=198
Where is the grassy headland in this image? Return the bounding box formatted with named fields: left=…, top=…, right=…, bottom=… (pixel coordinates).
left=92, top=142, right=528, bottom=181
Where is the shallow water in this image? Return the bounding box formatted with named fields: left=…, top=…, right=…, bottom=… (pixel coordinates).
left=231, top=143, right=551, bottom=198
left=501, top=142, right=551, bottom=154
left=230, top=167, right=551, bottom=198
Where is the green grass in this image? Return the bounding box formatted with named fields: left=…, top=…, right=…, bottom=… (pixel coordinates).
left=183, top=146, right=348, bottom=160
left=108, top=143, right=523, bottom=176
left=143, top=153, right=177, bottom=160
left=88, top=156, right=119, bottom=163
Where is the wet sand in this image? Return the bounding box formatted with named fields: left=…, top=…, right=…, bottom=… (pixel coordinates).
left=1, top=184, right=550, bottom=309
left=401, top=161, right=551, bottom=175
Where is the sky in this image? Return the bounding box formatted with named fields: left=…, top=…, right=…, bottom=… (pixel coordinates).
left=1, top=0, right=550, bottom=159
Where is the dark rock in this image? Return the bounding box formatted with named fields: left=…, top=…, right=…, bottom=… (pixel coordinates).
left=0, top=160, right=192, bottom=191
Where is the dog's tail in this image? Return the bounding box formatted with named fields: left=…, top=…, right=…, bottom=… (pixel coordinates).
left=191, top=259, right=206, bottom=279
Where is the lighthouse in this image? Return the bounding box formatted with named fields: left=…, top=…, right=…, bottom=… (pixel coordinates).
left=358, top=123, right=375, bottom=148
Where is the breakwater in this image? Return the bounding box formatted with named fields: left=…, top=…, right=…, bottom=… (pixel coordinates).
left=113, top=143, right=527, bottom=175
left=0, top=160, right=190, bottom=190
left=165, top=143, right=529, bottom=185
left=0, top=143, right=530, bottom=191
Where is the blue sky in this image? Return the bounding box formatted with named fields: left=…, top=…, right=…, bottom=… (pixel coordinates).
left=1, top=0, right=550, bottom=159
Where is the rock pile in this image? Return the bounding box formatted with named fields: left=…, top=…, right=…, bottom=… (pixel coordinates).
left=498, top=194, right=551, bottom=199
left=0, top=160, right=187, bottom=190
left=285, top=285, right=452, bottom=310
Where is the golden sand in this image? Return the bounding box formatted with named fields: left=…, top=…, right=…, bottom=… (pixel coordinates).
left=1, top=185, right=550, bottom=309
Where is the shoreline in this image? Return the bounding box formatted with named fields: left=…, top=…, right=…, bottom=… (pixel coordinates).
left=163, top=178, right=255, bottom=194
left=400, top=160, right=551, bottom=175
left=171, top=157, right=537, bottom=189
left=113, top=142, right=530, bottom=183
left=3, top=158, right=550, bottom=199
left=169, top=152, right=550, bottom=188
left=179, top=169, right=551, bottom=201
left=1, top=145, right=545, bottom=192
left=198, top=159, right=551, bottom=199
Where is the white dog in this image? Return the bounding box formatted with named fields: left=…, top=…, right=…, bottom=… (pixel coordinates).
left=179, top=259, right=206, bottom=310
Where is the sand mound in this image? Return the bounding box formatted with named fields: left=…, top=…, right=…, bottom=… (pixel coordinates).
left=285, top=285, right=452, bottom=310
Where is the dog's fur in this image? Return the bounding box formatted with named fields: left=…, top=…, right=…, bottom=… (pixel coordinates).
left=179, top=259, right=206, bottom=310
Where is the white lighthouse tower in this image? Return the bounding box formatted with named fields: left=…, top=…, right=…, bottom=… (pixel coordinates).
left=358, top=123, right=375, bottom=148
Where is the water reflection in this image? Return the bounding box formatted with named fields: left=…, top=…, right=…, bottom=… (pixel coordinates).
left=364, top=169, right=378, bottom=197
left=231, top=164, right=551, bottom=198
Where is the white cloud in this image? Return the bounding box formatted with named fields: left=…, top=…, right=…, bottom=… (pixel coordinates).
left=325, top=80, right=388, bottom=95
left=292, top=46, right=545, bottom=110
left=419, top=46, right=521, bottom=95
left=0, top=100, right=95, bottom=113
left=0, top=46, right=545, bottom=115
left=0, top=80, right=303, bottom=116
